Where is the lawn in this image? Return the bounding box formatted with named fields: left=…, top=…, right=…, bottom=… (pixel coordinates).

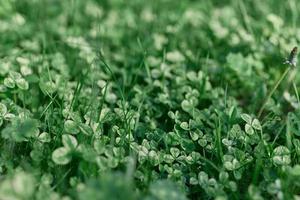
left=0, top=0, right=300, bottom=199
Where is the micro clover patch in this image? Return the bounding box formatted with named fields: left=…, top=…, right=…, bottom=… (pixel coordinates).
left=52, top=134, right=78, bottom=165
left=3, top=71, right=29, bottom=90
left=272, top=146, right=291, bottom=166
left=241, top=113, right=262, bottom=135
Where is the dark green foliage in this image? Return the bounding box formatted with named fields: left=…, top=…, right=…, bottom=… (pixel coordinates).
left=0, top=0, right=300, bottom=199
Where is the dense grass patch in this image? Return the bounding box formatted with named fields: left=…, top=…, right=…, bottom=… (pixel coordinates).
left=1, top=0, right=300, bottom=199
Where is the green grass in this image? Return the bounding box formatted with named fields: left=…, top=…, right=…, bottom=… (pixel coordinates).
left=1, top=0, right=300, bottom=199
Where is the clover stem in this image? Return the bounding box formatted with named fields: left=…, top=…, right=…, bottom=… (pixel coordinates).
left=293, top=81, right=300, bottom=106
left=258, top=67, right=291, bottom=118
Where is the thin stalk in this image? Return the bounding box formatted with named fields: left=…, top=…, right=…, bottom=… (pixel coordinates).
left=258, top=67, right=291, bottom=118
left=198, top=155, right=221, bottom=172
left=216, top=116, right=223, bottom=162
left=286, top=116, right=292, bottom=150
left=252, top=155, right=262, bottom=184
left=293, top=81, right=300, bottom=106
left=260, top=129, right=271, bottom=157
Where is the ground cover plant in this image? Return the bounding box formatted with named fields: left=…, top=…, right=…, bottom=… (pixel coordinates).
left=1, top=0, right=300, bottom=199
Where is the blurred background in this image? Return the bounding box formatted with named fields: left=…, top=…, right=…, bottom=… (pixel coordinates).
left=1, top=0, right=300, bottom=107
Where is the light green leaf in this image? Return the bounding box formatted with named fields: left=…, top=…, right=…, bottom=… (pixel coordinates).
left=9, top=71, right=22, bottom=80
left=39, top=81, right=56, bottom=94
left=166, top=51, right=185, bottom=63
left=181, top=100, right=193, bottom=112
left=290, top=165, right=300, bottom=176
left=149, top=150, right=159, bottom=166
left=170, top=147, right=180, bottom=158
left=93, top=139, right=105, bottom=154
left=64, top=120, right=79, bottom=134
left=0, top=103, right=7, bottom=117
left=198, top=138, right=207, bottom=147
left=229, top=181, right=237, bottom=192
left=219, top=171, right=229, bottom=183
left=272, top=146, right=291, bottom=166
left=62, top=134, right=78, bottom=150
left=190, top=131, right=199, bottom=141
left=11, top=171, right=36, bottom=199
left=198, top=171, right=208, bottom=185
left=189, top=177, right=198, bottom=185
left=251, top=119, right=262, bottom=130
left=38, top=132, right=51, bottom=143
left=180, top=122, right=189, bottom=130
left=79, top=123, right=93, bottom=135
left=4, top=113, right=15, bottom=120
left=164, top=154, right=174, bottom=163
left=228, top=106, right=237, bottom=119
left=241, top=113, right=252, bottom=124
left=224, top=161, right=234, bottom=171
left=245, top=124, right=254, bottom=135
left=4, top=77, right=15, bottom=88
left=52, top=147, right=71, bottom=165
left=149, top=180, right=188, bottom=200
left=16, top=78, right=29, bottom=90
